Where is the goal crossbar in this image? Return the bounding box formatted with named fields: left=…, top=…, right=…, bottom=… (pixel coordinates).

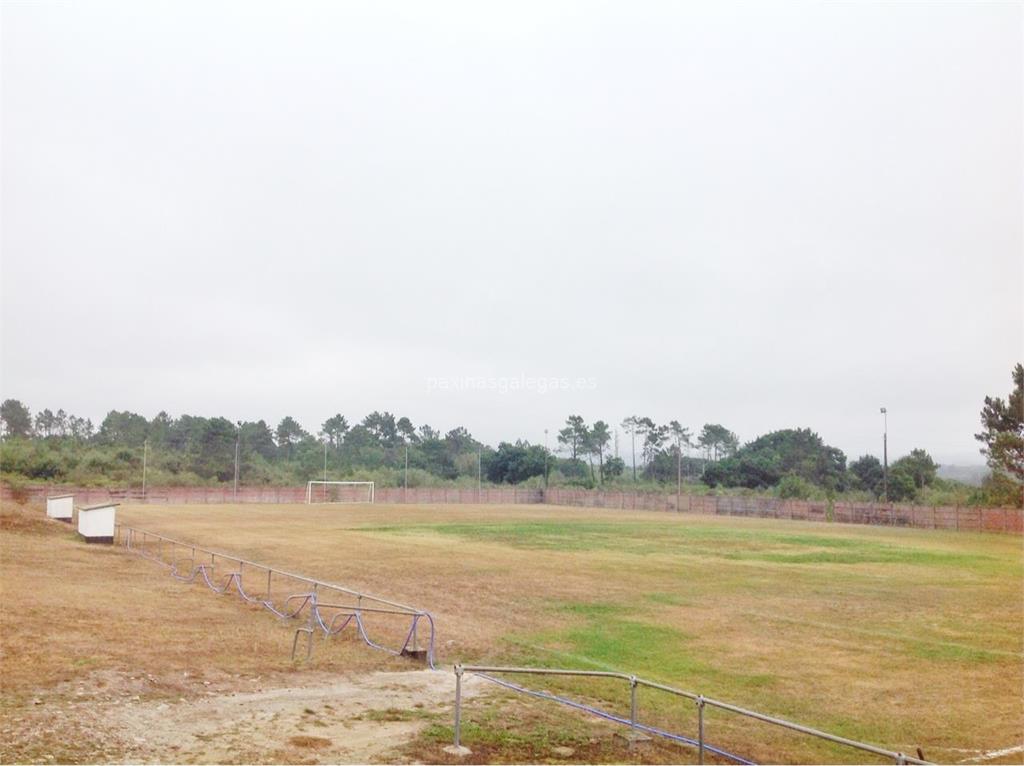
left=306, top=481, right=375, bottom=504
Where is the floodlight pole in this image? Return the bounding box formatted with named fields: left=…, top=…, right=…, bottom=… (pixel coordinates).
left=323, top=440, right=328, bottom=501
left=404, top=445, right=409, bottom=501
left=880, top=407, right=888, bottom=503
left=233, top=435, right=240, bottom=500
left=477, top=449, right=482, bottom=501
left=142, top=439, right=148, bottom=499
left=544, top=429, right=549, bottom=490
left=676, top=442, right=682, bottom=512
left=631, top=427, right=637, bottom=482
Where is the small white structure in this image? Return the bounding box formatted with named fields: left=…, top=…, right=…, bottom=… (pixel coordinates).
left=46, top=494, right=74, bottom=523
left=77, top=502, right=118, bottom=544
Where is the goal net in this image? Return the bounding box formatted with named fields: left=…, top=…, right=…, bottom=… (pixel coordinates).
left=306, top=481, right=375, bottom=504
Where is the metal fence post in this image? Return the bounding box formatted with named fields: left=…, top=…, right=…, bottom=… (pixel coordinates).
left=697, top=695, right=705, bottom=765
left=629, top=675, right=638, bottom=744
left=454, top=665, right=464, bottom=747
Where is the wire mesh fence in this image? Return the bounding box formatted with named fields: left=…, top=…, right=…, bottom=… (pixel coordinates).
left=6, top=483, right=1019, bottom=534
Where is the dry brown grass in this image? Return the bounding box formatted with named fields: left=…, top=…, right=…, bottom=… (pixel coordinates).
left=2, top=500, right=1022, bottom=764
left=0, top=502, right=409, bottom=764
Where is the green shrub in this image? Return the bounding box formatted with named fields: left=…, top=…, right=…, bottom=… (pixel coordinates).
left=777, top=474, right=815, bottom=500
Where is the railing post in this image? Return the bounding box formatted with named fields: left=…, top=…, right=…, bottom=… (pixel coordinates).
left=629, top=675, right=638, bottom=745
left=696, top=695, right=705, bottom=765
left=454, top=664, right=464, bottom=747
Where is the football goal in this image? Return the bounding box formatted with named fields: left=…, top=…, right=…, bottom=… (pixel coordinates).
left=306, top=480, right=375, bottom=504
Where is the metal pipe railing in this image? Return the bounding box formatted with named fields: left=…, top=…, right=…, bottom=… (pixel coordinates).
left=116, top=523, right=422, bottom=614
left=453, top=664, right=930, bottom=765
left=116, top=523, right=437, bottom=666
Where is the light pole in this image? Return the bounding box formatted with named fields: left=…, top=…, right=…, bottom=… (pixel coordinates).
left=880, top=407, right=888, bottom=503
left=477, top=449, right=482, bottom=501
left=142, top=439, right=148, bottom=499
left=404, top=444, right=409, bottom=501
left=544, top=429, right=549, bottom=491
left=676, top=440, right=682, bottom=512
left=233, top=433, right=240, bottom=501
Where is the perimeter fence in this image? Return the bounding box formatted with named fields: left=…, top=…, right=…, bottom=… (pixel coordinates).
left=5, top=483, right=1019, bottom=534
left=543, top=488, right=1022, bottom=534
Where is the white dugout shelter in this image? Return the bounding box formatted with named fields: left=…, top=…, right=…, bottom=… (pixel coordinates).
left=46, top=494, right=74, bottom=523
left=78, top=502, right=118, bottom=544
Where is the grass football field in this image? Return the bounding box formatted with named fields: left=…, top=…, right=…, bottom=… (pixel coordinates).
left=2, top=501, right=1021, bottom=763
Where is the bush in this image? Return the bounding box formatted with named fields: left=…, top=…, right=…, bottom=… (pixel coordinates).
left=886, top=467, right=917, bottom=502
left=777, top=475, right=815, bottom=500
left=2, top=473, right=31, bottom=503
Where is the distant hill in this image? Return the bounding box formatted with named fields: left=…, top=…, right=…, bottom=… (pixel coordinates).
left=937, top=464, right=989, bottom=486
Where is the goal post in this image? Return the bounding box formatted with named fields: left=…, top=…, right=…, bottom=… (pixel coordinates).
left=306, top=480, right=375, bottom=504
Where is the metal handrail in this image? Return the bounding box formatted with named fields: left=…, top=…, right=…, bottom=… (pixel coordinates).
left=454, top=664, right=931, bottom=765
left=115, top=523, right=423, bottom=614
left=117, top=523, right=437, bottom=666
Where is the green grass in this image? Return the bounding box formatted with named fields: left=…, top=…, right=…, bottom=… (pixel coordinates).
left=516, top=604, right=775, bottom=693
left=361, top=519, right=1001, bottom=570
left=644, top=592, right=690, bottom=606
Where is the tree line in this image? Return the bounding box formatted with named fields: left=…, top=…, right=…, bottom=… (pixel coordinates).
left=1, top=362, right=1020, bottom=506
left=0, top=402, right=492, bottom=488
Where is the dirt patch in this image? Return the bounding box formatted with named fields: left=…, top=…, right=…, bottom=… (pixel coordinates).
left=85, top=668, right=481, bottom=764
left=288, top=736, right=332, bottom=749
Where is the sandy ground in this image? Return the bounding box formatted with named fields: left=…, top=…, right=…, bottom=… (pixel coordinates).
left=4, top=668, right=481, bottom=764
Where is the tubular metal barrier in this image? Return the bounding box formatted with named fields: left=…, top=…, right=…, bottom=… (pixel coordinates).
left=115, top=524, right=436, bottom=667
left=453, top=665, right=931, bottom=765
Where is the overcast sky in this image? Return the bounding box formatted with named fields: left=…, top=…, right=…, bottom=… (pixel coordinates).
left=1, top=1, right=1021, bottom=464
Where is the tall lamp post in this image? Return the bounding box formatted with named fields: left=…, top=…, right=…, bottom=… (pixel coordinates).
left=544, top=429, right=549, bottom=491
left=233, top=421, right=242, bottom=502
left=880, top=407, right=888, bottom=503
